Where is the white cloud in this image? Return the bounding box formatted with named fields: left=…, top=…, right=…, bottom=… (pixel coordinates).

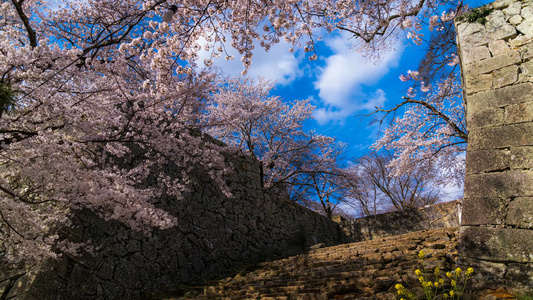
left=196, top=38, right=304, bottom=85
left=313, top=32, right=402, bottom=124
left=439, top=183, right=464, bottom=202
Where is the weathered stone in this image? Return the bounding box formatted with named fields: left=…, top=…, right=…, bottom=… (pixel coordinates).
left=517, top=18, right=533, bottom=35
left=489, top=24, right=518, bottom=40
left=463, top=45, right=492, bottom=65
left=457, top=22, right=485, bottom=37
left=464, top=50, right=521, bottom=75
left=67, top=264, right=98, bottom=296
left=503, top=2, right=522, bottom=15
left=492, top=0, right=514, bottom=9
left=456, top=256, right=507, bottom=290
left=466, top=106, right=505, bottom=128
left=505, top=100, right=533, bottom=124
left=464, top=171, right=533, bottom=198
left=520, top=6, right=533, bottom=21
left=506, top=197, right=533, bottom=229
left=509, top=34, right=533, bottom=49
left=464, top=73, right=492, bottom=94
left=461, top=196, right=508, bottom=225
left=521, top=59, right=533, bottom=77
left=506, top=263, right=533, bottom=295
left=460, top=227, right=533, bottom=263
left=465, top=149, right=510, bottom=174
left=466, top=84, right=533, bottom=117
left=493, top=64, right=519, bottom=87
left=509, top=14, right=523, bottom=25
left=461, top=30, right=490, bottom=46
left=510, top=146, right=533, bottom=169
left=489, top=39, right=511, bottom=56
left=468, top=123, right=533, bottom=149
left=486, top=10, right=507, bottom=28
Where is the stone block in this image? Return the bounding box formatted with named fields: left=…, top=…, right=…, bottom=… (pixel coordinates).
left=464, top=50, right=521, bottom=75
left=465, top=148, right=510, bottom=174
left=506, top=197, right=533, bottom=229
left=486, top=10, right=507, bottom=28
left=493, top=64, right=519, bottom=88
left=506, top=263, right=533, bottom=295
left=461, top=31, right=490, bottom=47
left=489, top=39, right=511, bottom=56
left=509, top=34, right=533, bottom=49
left=457, top=22, right=485, bottom=37
left=466, top=107, right=504, bottom=129
left=465, top=83, right=533, bottom=113
left=509, top=14, right=523, bottom=25
left=468, top=123, right=533, bottom=149
left=464, top=171, right=533, bottom=198
left=492, top=0, right=513, bottom=9
left=455, top=256, right=506, bottom=290
left=495, top=82, right=533, bottom=105
left=521, top=6, right=533, bottom=21
left=503, top=2, right=522, bottom=16
left=461, top=196, right=508, bottom=225
left=463, top=45, right=491, bottom=65
left=518, top=19, right=533, bottom=36
left=510, top=146, right=533, bottom=169
left=521, top=59, right=533, bottom=77
left=505, top=100, right=533, bottom=124
left=464, top=73, right=492, bottom=94
left=489, top=24, right=518, bottom=41
left=460, top=226, right=533, bottom=263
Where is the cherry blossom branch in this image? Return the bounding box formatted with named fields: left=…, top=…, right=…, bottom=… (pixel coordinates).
left=10, top=0, right=37, bottom=48
left=370, top=97, right=468, bottom=141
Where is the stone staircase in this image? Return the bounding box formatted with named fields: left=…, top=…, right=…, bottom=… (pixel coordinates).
left=166, top=227, right=461, bottom=299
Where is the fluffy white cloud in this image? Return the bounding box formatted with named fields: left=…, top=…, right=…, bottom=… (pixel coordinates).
left=313, top=32, right=402, bottom=124
left=196, top=38, right=304, bottom=85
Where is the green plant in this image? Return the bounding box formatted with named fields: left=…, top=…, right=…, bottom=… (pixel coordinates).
left=0, top=83, right=16, bottom=118
left=395, top=250, right=474, bottom=300
left=456, top=6, right=494, bottom=24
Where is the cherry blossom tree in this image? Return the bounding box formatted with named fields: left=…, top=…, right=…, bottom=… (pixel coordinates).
left=0, top=0, right=467, bottom=264
left=371, top=14, right=467, bottom=187
left=204, top=76, right=347, bottom=215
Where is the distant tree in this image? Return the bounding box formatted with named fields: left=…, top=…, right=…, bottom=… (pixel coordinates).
left=346, top=151, right=440, bottom=214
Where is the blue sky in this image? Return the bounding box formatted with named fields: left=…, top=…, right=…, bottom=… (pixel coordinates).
left=197, top=0, right=493, bottom=158
left=197, top=0, right=493, bottom=202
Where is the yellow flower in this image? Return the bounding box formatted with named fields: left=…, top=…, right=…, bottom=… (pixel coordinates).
left=434, top=282, right=439, bottom=288
left=455, top=267, right=462, bottom=275
left=419, top=276, right=425, bottom=283
left=439, top=279, right=444, bottom=284
left=395, top=284, right=404, bottom=290
left=443, top=294, right=449, bottom=299
left=419, top=250, right=425, bottom=259
left=415, top=269, right=422, bottom=276
left=450, top=290, right=455, bottom=296
left=466, top=267, right=474, bottom=275
left=446, top=272, right=453, bottom=279
left=451, top=280, right=457, bottom=287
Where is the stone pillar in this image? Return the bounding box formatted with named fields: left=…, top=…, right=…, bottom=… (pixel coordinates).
left=456, top=0, right=533, bottom=294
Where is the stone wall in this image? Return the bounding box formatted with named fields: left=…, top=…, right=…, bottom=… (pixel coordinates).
left=0, top=152, right=348, bottom=300
left=456, top=0, right=533, bottom=294
left=339, top=200, right=461, bottom=242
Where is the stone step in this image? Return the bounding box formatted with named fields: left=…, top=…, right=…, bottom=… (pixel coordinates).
left=168, top=227, right=461, bottom=299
